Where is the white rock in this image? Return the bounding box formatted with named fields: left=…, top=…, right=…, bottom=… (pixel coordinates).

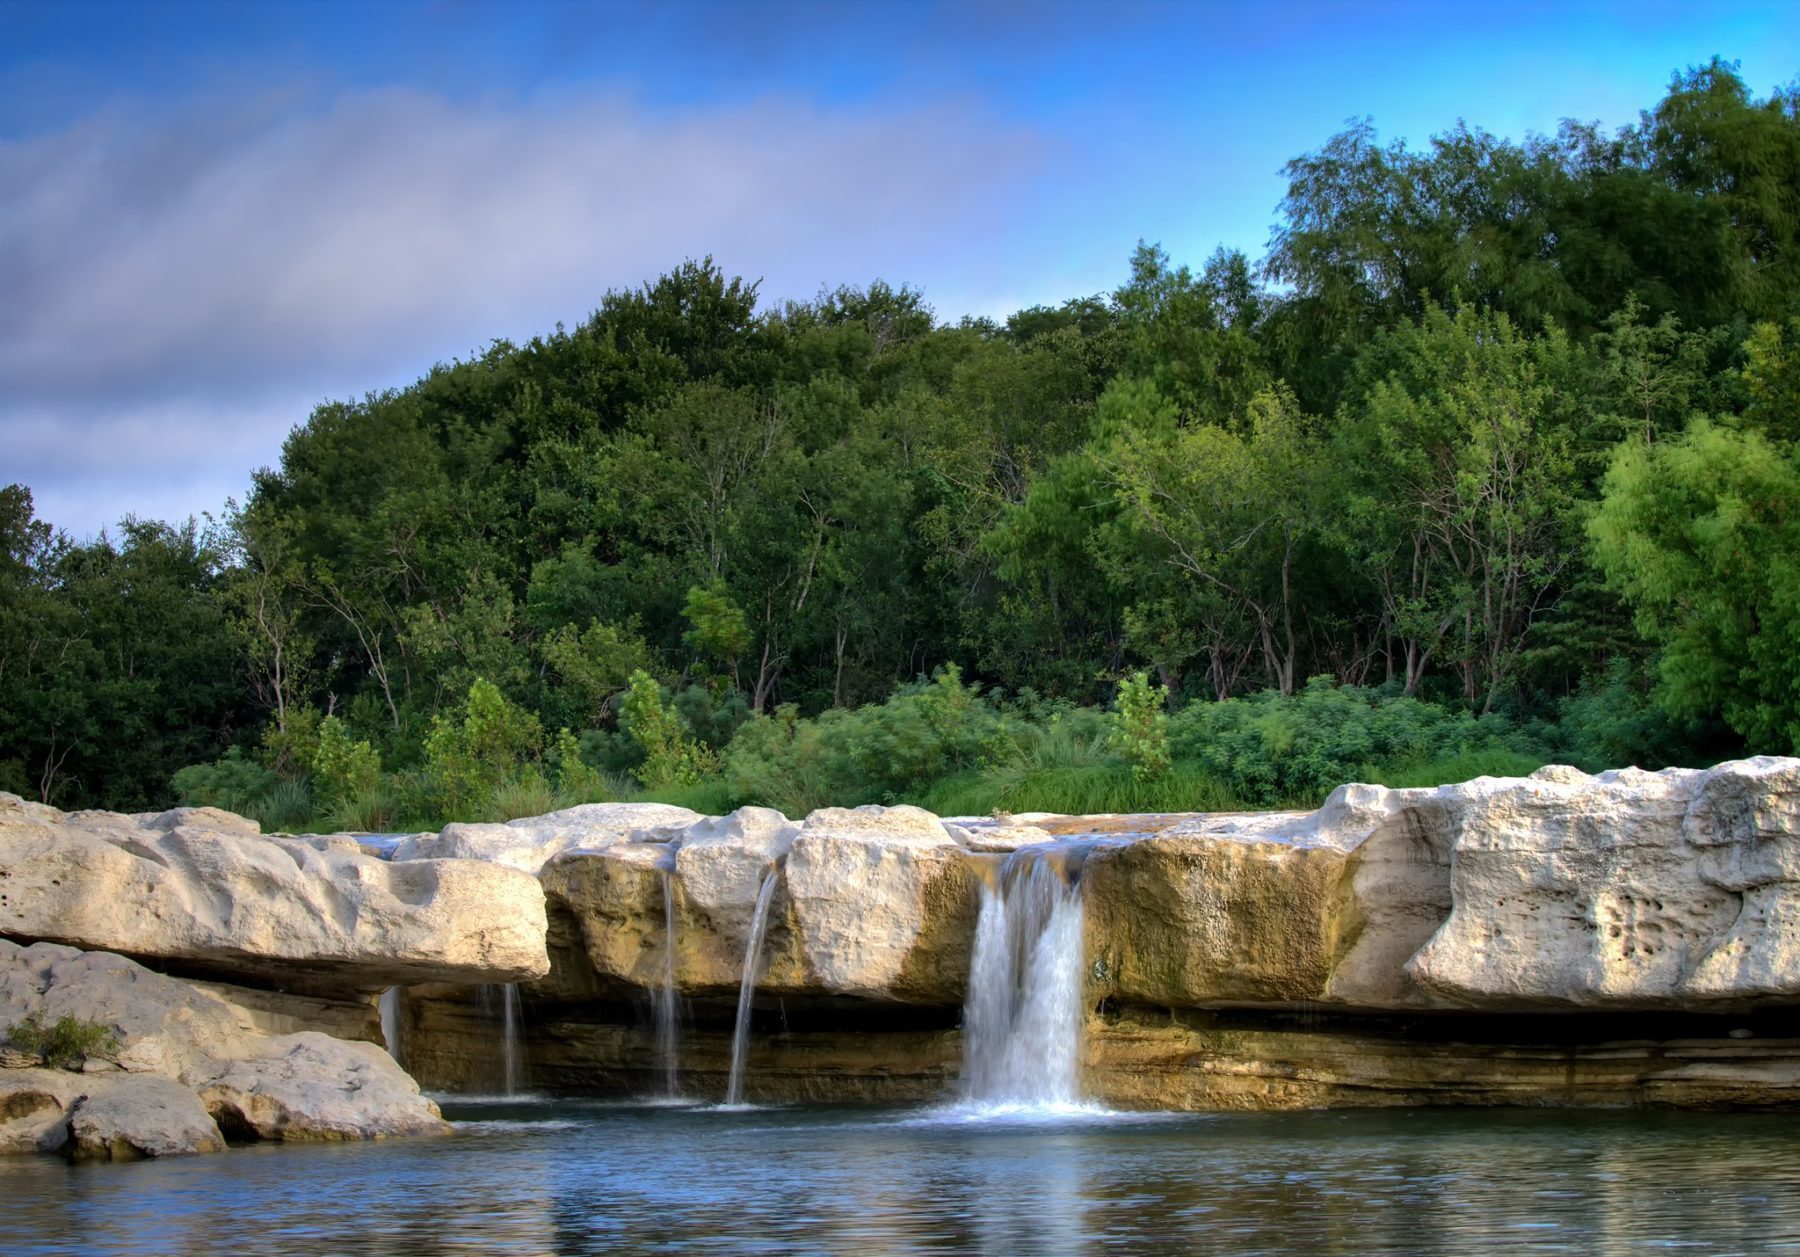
left=390, top=802, right=702, bottom=873
left=66, top=1076, right=226, bottom=1160
left=0, top=793, right=548, bottom=988
left=1408, top=758, right=1800, bottom=1008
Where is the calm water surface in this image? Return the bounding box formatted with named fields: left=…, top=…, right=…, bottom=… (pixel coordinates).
left=8, top=1098, right=1800, bottom=1254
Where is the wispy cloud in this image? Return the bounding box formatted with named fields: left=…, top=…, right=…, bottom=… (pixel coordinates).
left=1, top=86, right=1053, bottom=535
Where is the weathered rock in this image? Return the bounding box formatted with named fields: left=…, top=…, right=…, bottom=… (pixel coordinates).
left=0, top=940, right=447, bottom=1157
left=66, top=1076, right=226, bottom=1161
left=201, top=1033, right=447, bottom=1141
left=0, top=792, right=549, bottom=989
left=782, top=808, right=981, bottom=1002
left=389, top=802, right=702, bottom=873
left=1409, top=758, right=1800, bottom=1010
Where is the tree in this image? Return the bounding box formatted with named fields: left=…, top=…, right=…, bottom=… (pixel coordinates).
left=1590, top=419, right=1800, bottom=749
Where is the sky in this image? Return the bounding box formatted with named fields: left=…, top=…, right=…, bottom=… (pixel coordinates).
left=3, top=1, right=1797, bottom=539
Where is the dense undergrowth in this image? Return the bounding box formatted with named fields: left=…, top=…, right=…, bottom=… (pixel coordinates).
left=169, top=665, right=1726, bottom=831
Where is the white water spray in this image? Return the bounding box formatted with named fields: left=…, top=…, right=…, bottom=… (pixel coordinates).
left=960, top=848, right=1088, bottom=1109
left=725, top=869, right=780, bottom=1106
left=653, top=865, right=682, bottom=1097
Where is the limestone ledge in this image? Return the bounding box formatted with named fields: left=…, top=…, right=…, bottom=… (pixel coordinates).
left=0, top=791, right=549, bottom=990
left=514, top=759, right=1800, bottom=1016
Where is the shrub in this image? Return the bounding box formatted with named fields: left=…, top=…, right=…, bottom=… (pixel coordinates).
left=1111, top=671, right=1172, bottom=782
left=621, top=670, right=719, bottom=790
left=721, top=665, right=1012, bottom=812
left=1168, top=677, right=1544, bottom=806
left=550, top=728, right=610, bottom=805
left=249, top=776, right=315, bottom=833
left=483, top=773, right=558, bottom=822
left=171, top=748, right=278, bottom=814
left=312, top=716, right=382, bottom=807
left=323, top=777, right=405, bottom=833
left=424, top=677, right=545, bottom=818
left=6, top=1012, right=121, bottom=1070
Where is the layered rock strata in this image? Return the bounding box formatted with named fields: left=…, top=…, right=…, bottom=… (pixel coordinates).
left=400, top=759, right=1800, bottom=1109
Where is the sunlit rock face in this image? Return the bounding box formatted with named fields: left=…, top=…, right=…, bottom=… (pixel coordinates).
left=0, top=940, right=448, bottom=1158
left=0, top=792, right=549, bottom=990
left=1410, top=757, right=1800, bottom=1009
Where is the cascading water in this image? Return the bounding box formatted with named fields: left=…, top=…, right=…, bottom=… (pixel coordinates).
left=959, top=846, right=1088, bottom=1111
left=378, top=986, right=403, bottom=1065
left=724, top=869, right=780, bottom=1107
left=479, top=982, right=524, bottom=1095
left=652, top=864, right=682, bottom=1098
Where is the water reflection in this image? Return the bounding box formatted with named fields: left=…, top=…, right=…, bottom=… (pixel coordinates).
left=9, top=1103, right=1800, bottom=1254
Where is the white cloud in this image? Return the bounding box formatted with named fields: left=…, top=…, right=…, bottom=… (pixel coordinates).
left=0, top=86, right=1055, bottom=536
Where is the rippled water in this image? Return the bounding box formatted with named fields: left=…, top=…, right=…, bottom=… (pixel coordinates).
left=10, top=1099, right=1800, bottom=1254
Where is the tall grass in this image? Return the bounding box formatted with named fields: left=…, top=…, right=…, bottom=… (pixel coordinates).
left=1360, top=749, right=1547, bottom=790
left=914, top=763, right=1241, bottom=817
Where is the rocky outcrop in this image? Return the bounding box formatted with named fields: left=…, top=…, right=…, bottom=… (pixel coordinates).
left=537, top=805, right=982, bottom=1004
left=0, top=792, right=549, bottom=990
left=1410, top=758, right=1800, bottom=1009
left=0, top=940, right=447, bottom=1158
left=396, top=760, right=1800, bottom=1110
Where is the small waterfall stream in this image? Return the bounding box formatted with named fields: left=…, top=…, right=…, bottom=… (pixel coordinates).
left=479, top=983, right=524, bottom=1095
left=653, top=865, right=682, bottom=1098
left=378, top=987, right=403, bottom=1065
left=724, top=869, right=780, bottom=1106
left=960, top=846, right=1088, bottom=1110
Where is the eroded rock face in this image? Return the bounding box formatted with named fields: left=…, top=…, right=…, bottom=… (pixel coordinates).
left=1410, top=758, right=1800, bottom=1009
left=0, top=940, right=447, bottom=1157
left=0, top=792, right=549, bottom=989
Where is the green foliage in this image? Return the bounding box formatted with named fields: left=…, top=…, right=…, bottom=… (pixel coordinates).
left=1590, top=418, right=1800, bottom=749
left=681, top=584, right=750, bottom=679
left=171, top=748, right=279, bottom=814
left=1111, top=671, right=1172, bottom=782
left=620, top=670, right=719, bottom=790
left=1169, top=678, right=1543, bottom=806
left=482, top=774, right=558, bottom=823
left=5, top=1012, right=121, bottom=1071
left=423, top=677, right=545, bottom=818
left=917, top=762, right=1240, bottom=818
left=311, top=716, right=382, bottom=806
left=551, top=727, right=609, bottom=804
left=721, top=666, right=1012, bottom=812
left=15, top=67, right=1800, bottom=817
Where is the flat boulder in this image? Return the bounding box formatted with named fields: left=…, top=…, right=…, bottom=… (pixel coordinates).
left=0, top=792, right=548, bottom=989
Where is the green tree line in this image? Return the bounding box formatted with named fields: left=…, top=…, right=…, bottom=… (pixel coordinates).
left=4, top=59, right=1797, bottom=823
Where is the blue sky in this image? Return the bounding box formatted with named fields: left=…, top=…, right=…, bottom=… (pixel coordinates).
left=3, top=0, right=1797, bottom=537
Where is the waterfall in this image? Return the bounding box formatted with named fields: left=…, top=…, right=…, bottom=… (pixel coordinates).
left=960, top=847, right=1087, bottom=1109
left=724, top=869, right=780, bottom=1106
left=378, top=986, right=403, bottom=1065
left=652, top=865, right=682, bottom=1098
left=479, top=982, right=524, bottom=1096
